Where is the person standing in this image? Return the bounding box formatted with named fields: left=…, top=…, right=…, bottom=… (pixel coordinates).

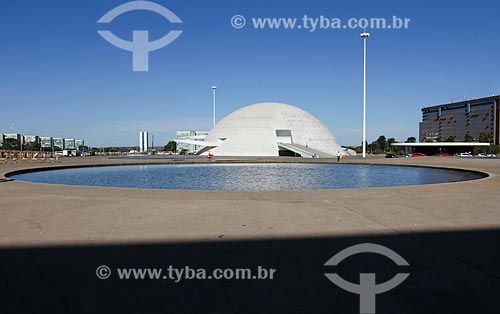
left=337, top=151, right=341, bottom=162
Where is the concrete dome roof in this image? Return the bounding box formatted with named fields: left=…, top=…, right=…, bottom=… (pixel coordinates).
left=204, top=102, right=342, bottom=157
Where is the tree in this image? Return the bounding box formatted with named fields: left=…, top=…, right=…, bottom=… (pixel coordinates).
left=2, top=138, right=20, bottom=150
left=27, top=142, right=41, bottom=151
left=405, top=137, right=416, bottom=143
left=104, top=147, right=119, bottom=153
left=376, top=135, right=387, bottom=152
left=478, top=131, right=493, bottom=143
left=368, top=140, right=382, bottom=154
left=387, top=138, right=396, bottom=153
left=464, top=133, right=474, bottom=142
left=164, top=141, right=177, bottom=152
left=443, top=136, right=455, bottom=142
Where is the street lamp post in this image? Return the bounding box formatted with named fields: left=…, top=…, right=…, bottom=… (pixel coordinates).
left=360, top=32, right=370, bottom=158
left=211, top=85, right=217, bottom=128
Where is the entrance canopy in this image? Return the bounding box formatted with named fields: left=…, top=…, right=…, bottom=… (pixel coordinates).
left=391, top=142, right=490, bottom=155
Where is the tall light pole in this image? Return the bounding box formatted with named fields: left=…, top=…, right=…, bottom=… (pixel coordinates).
left=211, top=85, right=217, bottom=128
left=360, top=32, right=370, bottom=158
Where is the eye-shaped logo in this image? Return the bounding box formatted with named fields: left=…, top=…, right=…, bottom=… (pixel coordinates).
left=97, top=1, right=183, bottom=72
left=324, top=243, right=410, bottom=314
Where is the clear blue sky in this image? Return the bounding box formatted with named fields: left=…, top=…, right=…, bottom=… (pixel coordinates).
left=1, top=0, right=499, bottom=147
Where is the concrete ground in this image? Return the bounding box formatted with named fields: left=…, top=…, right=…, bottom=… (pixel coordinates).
left=0, top=156, right=499, bottom=313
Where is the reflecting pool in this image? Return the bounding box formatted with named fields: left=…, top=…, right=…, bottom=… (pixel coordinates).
left=10, top=163, right=484, bottom=191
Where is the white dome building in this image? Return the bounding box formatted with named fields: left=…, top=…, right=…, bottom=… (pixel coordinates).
left=178, top=102, right=348, bottom=158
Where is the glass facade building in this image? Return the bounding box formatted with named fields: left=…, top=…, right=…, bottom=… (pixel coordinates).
left=24, top=135, right=39, bottom=144
left=175, top=130, right=209, bottom=153
left=75, top=139, right=84, bottom=149
left=40, top=137, right=53, bottom=148
left=53, top=138, right=64, bottom=150
left=64, top=139, right=76, bottom=150
left=0, top=134, right=85, bottom=151
left=419, top=96, right=499, bottom=145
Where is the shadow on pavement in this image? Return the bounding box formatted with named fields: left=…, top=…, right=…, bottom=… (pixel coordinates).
left=1, top=229, right=500, bottom=314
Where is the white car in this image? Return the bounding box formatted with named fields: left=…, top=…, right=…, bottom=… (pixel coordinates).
left=457, top=152, right=472, bottom=157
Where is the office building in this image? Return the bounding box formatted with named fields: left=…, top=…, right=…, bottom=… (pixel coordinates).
left=64, top=138, right=76, bottom=150
left=23, top=135, right=39, bottom=144
left=419, top=96, right=499, bottom=145
left=139, top=131, right=149, bottom=153
left=2, top=134, right=22, bottom=149
left=0, top=133, right=85, bottom=151
left=40, top=137, right=53, bottom=148
left=75, top=139, right=85, bottom=149
left=53, top=138, right=64, bottom=150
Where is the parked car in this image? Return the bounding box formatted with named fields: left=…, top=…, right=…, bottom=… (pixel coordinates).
left=455, top=152, right=472, bottom=157
left=487, top=154, right=497, bottom=158
left=385, top=153, right=396, bottom=158
left=411, top=152, right=427, bottom=157
left=395, top=153, right=410, bottom=158
left=439, top=152, right=452, bottom=157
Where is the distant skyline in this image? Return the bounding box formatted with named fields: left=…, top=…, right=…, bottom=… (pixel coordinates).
left=1, top=0, right=500, bottom=147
